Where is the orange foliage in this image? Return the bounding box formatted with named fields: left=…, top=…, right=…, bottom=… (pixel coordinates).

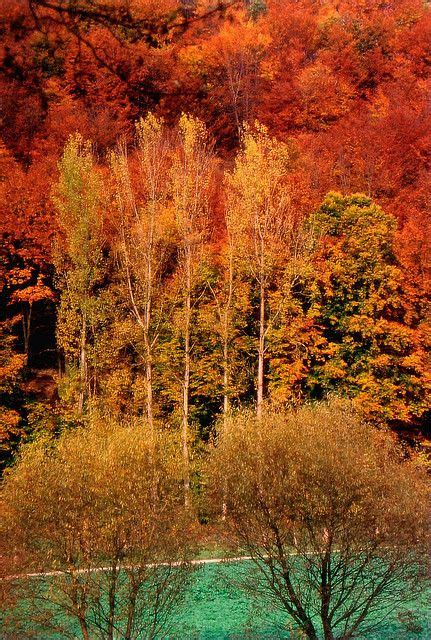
left=0, top=0, right=429, bottom=447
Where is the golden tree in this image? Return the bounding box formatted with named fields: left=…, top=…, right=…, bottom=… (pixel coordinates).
left=169, top=113, right=213, bottom=504
left=2, top=418, right=196, bottom=639
left=53, top=134, right=105, bottom=416
left=209, top=401, right=429, bottom=640
left=110, top=114, right=174, bottom=432
left=226, top=123, right=310, bottom=417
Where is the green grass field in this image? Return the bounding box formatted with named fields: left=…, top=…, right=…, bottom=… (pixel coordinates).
left=176, top=561, right=430, bottom=639
left=4, top=560, right=430, bottom=638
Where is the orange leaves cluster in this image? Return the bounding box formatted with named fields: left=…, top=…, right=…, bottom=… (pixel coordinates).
left=0, top=1, right=429, bottom=454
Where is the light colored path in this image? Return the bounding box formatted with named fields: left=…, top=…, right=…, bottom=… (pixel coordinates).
left=2, top=556, right=253, bottom=581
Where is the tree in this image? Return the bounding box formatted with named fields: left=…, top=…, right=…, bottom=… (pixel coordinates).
left=11, top=281, right=55, bottom=364
left=209, top=401, right=429, bottom=640
left=169, top=113, right=213, bottom=504
left=0, top=321, right=26, bottom=467
left=53, top=133, right=105, bottom=415
left=206, top=186, right=252, bottom=427
left=179, top=8, right=271, bottom=143
left=110, top=114, right=173, bottom=433
left=0, top=138, right=56, bottom=367
left=2, top=418, right=196, bottom=640
left=308, top=192, right=431, bottom=424
left=226, top=123, right=308, bottom=417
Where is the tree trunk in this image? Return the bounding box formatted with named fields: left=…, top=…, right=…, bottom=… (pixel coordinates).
left=143, top=271, right=154, bottom=434
left=78, top=617, right=90, bottom=640
left=321, top=547, right=335, bottom=640
left=145, top=355, right=154, bottom=433
left=78, top=313, right=87, bottom=415
left=323, top=626, right=335, bottom=640
left=222, top=338, right=230, bottom=420
left=221, top=255, right=233, bottom=519
left=124, top=581, right=138, bottom=640
left=107, top=563, right=119, bottom=640
left=70, top=575, right=90, bottom=640
left=22, top=302, right=32, bottom=365
left=303, top=623, right=319, bottom=640
left=222, top=249, right=233, bottom=422
left=182, top=251, right=192, bottom=507
left=222, top=337, right=230, bottom=520
left=144, top=213, right=155, bottom=433
left=257, top=276, right=265, bottom=419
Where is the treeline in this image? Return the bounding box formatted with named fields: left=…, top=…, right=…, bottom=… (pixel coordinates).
left=3, top=114, right=429, bottom=466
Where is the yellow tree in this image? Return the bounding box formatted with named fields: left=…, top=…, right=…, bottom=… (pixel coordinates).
left=110, top=114, right=173, bottom=433
left=170, top=114, right=213, bottom=504
left=207, top=182, right=251, bottom=427
left=53, top=134, right=104, bottom=416
left=209, top=402, right=429, bottom=640
left=2, top=418, right=196, bottom=639
left=226, top=123, right=301, bottom=417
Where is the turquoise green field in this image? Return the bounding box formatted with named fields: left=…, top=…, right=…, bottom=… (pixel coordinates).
left=6, top=560, right=430, bottom=639
left=176, top=561, right=429, bottom=639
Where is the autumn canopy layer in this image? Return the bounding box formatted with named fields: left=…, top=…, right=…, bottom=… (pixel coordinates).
left=0, top=0, right=430, bottom=463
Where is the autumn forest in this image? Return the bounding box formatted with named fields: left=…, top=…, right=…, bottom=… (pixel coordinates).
left=0, top=1, right=430, bottom=637
left=1, top=0, right=430, bottom=463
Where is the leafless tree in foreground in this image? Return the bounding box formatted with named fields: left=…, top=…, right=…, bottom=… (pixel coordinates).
left=209, top=401, right=429, bottom=640
left=1, top=418, right=197, bottom=639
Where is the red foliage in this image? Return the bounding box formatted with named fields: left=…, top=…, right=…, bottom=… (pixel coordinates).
left=0, top=0, right=429, bottom=426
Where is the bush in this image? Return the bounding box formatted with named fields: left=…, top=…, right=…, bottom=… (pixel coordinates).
left=209, top=400, right=429, bottom=640
left=1, top=418, right=196, bottom=639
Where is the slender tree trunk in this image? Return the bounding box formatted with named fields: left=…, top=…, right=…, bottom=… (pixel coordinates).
left=107, top=562, right=120, bottom=640
left=78, top=313, right=87, bottom=415
left=221, top=272, right=233, bottom=517
left=221, top=291, right=231, bottom=422
left=78, top=616, right=90, bottom=640
left=321, top=547, right=335, bottom=640
left=70, top=576, right=90, bottom=640
left=279, top=566, right=319, bottom=640
left=144, top=262, right=154, bottom=431
left=145, top=354, right=154, bottom=432
left=182, top=249, right=192, bottom=507
left=222, top=338, right=230, bottom=420
left=22, top=302, right=32, bottom=365
left=222, top=249, right=234, bottom=423
left=144, top=210, right=155, bottom=433
left=222, top=334, right=229, bottom=521
left=125, top=580, right=139, bottom=640
left=257, top=274, right=265, bottom=419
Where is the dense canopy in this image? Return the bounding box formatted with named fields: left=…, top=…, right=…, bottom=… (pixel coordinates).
left=1, top=0, right=430, bottom=458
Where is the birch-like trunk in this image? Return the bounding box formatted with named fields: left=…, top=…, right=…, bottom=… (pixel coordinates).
left=222, top=250, right=234, bottom=423
left=257, top=252, right=265, bottom=419
left=78, top=313, right=87, bottom=415
left=113, top=142, right=160, bottom=436
left=182, top=247, right=192, bottom=507
left=222, top=339, right=230, bottom=421
left=143, top=209, right=155, bottom=434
